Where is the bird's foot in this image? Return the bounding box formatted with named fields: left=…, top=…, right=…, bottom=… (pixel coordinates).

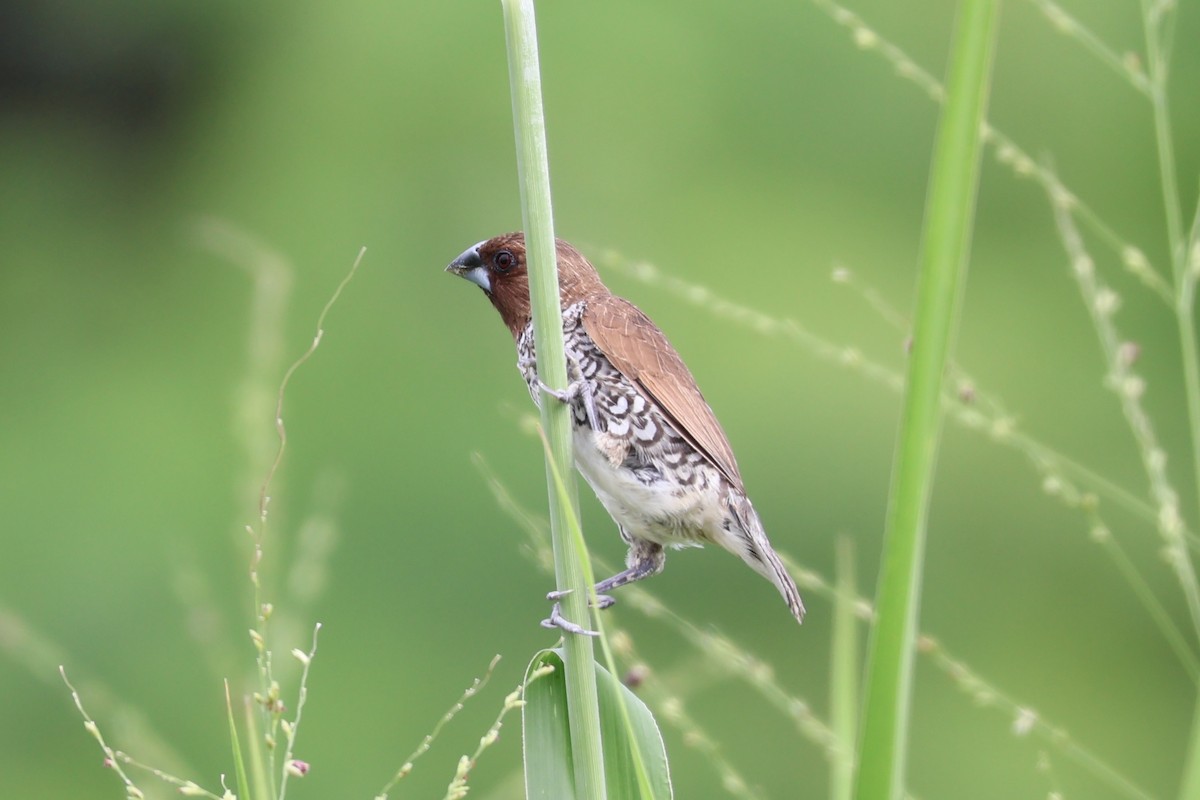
left=537, top=371, right=600, bottom=432
left=537, top=379, right=576, bottom=404
left=540, top=602, right=599, bottom=637
left=546, top=588, right=616, bottom=609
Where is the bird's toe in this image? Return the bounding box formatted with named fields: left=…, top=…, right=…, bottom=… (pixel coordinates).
left=540, top=602, right=599, bottom=637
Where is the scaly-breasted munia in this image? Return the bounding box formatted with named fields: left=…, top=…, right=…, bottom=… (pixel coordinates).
left=447, top=232, right=804, bottom=631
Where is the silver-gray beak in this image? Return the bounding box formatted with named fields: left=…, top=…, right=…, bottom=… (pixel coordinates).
left=446, top=241, right=491, bottom=293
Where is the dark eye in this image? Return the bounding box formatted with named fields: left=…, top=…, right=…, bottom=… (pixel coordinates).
left=494, top=250, right=516, bottom=272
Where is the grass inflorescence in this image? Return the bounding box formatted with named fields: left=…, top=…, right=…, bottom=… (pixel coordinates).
left=57, top=232, right=529, bottom=800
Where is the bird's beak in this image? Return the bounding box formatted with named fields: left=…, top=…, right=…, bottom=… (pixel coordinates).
left=446, top=242, right=491, bottom=293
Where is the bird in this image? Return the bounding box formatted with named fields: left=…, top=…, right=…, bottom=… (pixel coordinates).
left=446, top=232, right=804, bottom=632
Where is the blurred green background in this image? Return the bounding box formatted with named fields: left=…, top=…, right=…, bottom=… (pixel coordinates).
left=2, top=0, right=1198, bottom=798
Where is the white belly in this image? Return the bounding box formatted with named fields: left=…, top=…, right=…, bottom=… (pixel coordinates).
left=572, top=426, right=722, bottom=548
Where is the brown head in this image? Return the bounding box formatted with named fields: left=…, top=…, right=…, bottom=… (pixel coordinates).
left=446, top=232, right=608, bottom=338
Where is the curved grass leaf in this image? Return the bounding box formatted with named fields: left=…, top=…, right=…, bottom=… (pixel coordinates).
left=523, top=649, right=672, bottom=800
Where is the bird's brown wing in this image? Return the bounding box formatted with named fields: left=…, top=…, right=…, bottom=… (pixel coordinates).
left=582, top=294, right=744, bottom=489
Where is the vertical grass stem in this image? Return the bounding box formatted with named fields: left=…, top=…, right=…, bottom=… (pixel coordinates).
left=1138, top=3, right=1200, bottom=796
left=831, top=537, right=859, bottom=800
left=500, top=2, right=607, bottom=797
left=853, top=3, right=999, bottom=799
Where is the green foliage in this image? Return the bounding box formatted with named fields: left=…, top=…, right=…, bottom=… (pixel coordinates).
left=224, top=684, right=250, bottom=800
left=523, top=649, right=672, bottom=800
left=3, top=1, right=1198, bottom=799
left=854, top=4, right=999, bottom=799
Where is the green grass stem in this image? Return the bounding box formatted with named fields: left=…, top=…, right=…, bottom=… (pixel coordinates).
left=535, top=425, right=662, bottom=798
left=853, top=3, right=999, bottom=799
left=500, top=1, right=607, bottom=797
left=1139, top=1, right=1200, bottom=796
left=831, top=537, right=859, bottom=800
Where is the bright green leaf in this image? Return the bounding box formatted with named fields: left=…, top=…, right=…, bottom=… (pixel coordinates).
left=524, top=649, right=672, bottom=800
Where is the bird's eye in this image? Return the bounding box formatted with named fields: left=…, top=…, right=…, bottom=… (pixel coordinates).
left=494, top=250, right=516, bottom=272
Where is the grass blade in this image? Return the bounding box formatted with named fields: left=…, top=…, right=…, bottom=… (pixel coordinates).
left=224, top=681, right=252, bottom=800
left=853, top=3, right=1000, bottom=799
left=831, top=537, right=859, bottom=800
left=524, top=649, right=672, bottom=799
left=243, top=693, right=270, bottom=800
left=523, top=651, right=576, bottom=799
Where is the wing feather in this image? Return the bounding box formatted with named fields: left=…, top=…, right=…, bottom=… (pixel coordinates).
left=582, top=295, right=743, bottom=489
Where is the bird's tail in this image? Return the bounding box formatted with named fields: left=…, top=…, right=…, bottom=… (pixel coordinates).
left=727, top=493, right=806, bottom=624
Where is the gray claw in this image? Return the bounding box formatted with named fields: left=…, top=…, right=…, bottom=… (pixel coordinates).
left=540, top=602, right=599, bottom=637
left=537, top=380, right=572, bottom=403
left=537, top=374, right=601, bottom=433
left=547, top=588, right=616, bottom=610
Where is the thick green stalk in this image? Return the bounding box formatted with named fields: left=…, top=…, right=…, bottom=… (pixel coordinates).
left=500, top=1, right=607, bottom=798
left=853, top=3, right=999, bottom=800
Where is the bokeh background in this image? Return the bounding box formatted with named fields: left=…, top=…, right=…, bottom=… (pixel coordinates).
left=2, top=0, right=1199, bottom=798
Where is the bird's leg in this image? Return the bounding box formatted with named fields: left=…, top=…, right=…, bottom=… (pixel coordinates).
left=537, top=355, right=601, bottom=432
left=517, top=351, right=537, bottom=375
left=541, top=584, right=612, bottom=636
left=592, top=540, right=666, bottom=604
left=543, top=539, right=665, bottom=631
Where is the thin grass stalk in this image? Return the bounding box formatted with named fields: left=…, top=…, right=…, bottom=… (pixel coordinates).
left=918, top=639, right=1155, bottom=800
left=1140, top=0, right=1200, bottom=560
left=810, top=0, right=1172, bottom=302
left=600, top=249, right=1200, bottom=552
left=831, top=537, right=859, bottom=800
left=853, top=3, right=999, bottom=799
left=500, top=1, right=607, bottom=797
left=1138, top=3, right=1200, bottom=796
left=1139, top=0, right=1200, bottom=546
left=1182, top=699, right=1200, bottom=800
left=1140, top=0, right=1184, bottom=268
left=480, top=450, right=1158, bottom=799
left=1045, top=178, right=1200, bottom=638
left=1026, top=0, right=1153, bottom=94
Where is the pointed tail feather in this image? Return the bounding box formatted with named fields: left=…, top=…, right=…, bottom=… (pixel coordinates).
left=725, top=493, right=805, bottom=624
left=761, top=545, right=806, bottom=623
